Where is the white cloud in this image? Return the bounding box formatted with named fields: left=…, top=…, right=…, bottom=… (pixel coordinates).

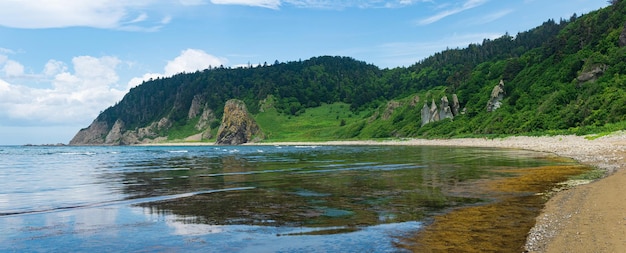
left=0, top=0, right=126, bottom=29
left=180, top=0, right=207, bottom=5
left=128, top=49, right=228, bottom=89
left=127, top=13, right=149, bottom=24
left=211, top=0, right=281, bottom=9
left=164, top=49, right=228, bottom=76
left=0, top=0, right=168, bottom=30
left=0, top=56, right=126, bottom=125
left=469, top=9, right=513, bottom=25
left=0, top=49, right=227, bottom=131
left=43, top=60, right=68, bottom=76
left=211, top=0, right=429, bottom=9
left=417, top=0, right=488, bottom=25
left=2, top=60, right=25, bottom=77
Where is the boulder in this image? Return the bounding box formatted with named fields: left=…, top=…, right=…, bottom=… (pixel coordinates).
left=216, top=99, right=264, bottom=145
left=487, top=80, right=505, bottom=112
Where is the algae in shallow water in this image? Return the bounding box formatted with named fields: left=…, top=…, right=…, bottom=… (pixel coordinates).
left=399, top=165, right=591, bottom=252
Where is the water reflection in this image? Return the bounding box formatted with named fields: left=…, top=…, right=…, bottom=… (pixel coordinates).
left=0, top=145, right=580, bottom=252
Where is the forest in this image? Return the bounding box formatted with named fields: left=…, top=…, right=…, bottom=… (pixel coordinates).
left=88, top=0, right=626, bottom=142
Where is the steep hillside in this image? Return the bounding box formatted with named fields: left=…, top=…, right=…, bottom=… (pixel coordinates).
left=70, top=1, right=626, bottom=145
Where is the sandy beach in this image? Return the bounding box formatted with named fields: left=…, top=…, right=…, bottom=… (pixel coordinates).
left=145, top=132, right=626, bottom=252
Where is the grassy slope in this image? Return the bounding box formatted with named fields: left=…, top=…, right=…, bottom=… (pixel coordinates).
left=255, top=102, right=368, bottom=142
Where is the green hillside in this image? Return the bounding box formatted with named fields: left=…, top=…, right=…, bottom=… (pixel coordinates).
left=80, top=1, right=626, bottom=144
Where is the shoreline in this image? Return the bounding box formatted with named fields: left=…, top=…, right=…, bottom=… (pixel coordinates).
left=139, top=133, right=626, bottom=252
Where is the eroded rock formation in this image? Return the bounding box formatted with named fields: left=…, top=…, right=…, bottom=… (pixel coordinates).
left=421, top=94, right=461, bottom=126
left=439, top=96, right=454, bottom=120
left=421, top=103, right=431, bottom=126
left=215, top=99, right=264, bottom=145
left=487, top=80, right=505, bottom=112
left=451, top=94, right=460, bottom=116
left=429, top=99, right=440, bottom=123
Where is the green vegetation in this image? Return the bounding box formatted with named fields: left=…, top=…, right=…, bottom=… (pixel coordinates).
left=255, top=102, right=366, bottom=141
left=92, top=1, right=626, bottom=142
left=569, top=169, right=606, bottom=180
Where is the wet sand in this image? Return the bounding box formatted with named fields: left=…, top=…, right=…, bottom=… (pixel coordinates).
left=147, top=132, right=626, bottom=252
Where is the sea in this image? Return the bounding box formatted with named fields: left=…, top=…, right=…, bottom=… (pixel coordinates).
left=0, top=145, right=573, bottom=252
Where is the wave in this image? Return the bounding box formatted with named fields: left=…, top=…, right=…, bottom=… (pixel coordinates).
left=58, top=152, right=97, bottom=156
left=294, top=163, right=425, bottom=174
left=0, top=187, right=255, bottom=217
left=197, top=168, right=302, bottom=178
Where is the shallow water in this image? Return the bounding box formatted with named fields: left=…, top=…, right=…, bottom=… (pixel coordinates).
left=0, top=145, right=578, bottom=252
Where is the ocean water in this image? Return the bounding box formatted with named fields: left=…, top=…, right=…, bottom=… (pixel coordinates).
left=0, top=145, right=567, bottom=252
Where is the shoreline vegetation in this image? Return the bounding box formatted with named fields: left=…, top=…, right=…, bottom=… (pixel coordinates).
left=137, top=131, right=626, bottom=252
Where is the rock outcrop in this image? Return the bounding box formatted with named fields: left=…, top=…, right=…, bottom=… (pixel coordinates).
left=421, top=94, right=461, bottom=126
left=69, top=97, right=216, bottom=145
left=381, top=101, right=402, bottom=120
left=421, top=103, right=431, bottom=126
left=429, top=99, right=440, bottom=123
left=69, top=120, right=110, bottom=145
left=215, top=99, right=264, bottom=145
left=439, top=96, right=454, bottom=120
left=577, top=64, right=607, bottom=83
left=451, top=94, right=460, bottom=116
left=487, top=80, right=505, bottom=112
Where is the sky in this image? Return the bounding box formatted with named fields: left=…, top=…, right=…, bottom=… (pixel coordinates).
left=0, top=0, right=608, bottom=145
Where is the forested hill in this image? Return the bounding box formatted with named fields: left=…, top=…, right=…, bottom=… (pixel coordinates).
left=71, top=1, right=626, bottom=145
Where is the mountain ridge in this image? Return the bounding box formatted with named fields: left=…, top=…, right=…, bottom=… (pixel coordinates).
left=70, top=1, right=626, bottom=145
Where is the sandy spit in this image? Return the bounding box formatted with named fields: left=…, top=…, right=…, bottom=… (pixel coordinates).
left=142, top=132, right=626, bottom=252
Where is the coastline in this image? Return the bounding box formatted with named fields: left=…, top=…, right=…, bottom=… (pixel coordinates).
left=139, top=132, right=626, bottom=252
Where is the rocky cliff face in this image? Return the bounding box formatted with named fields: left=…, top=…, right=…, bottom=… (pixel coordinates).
left=486, top=80, right=505, bottom=112
left=69, top=120, right=110, bottom=145
left=70, top=95, right=216, bottom=145
left=215, top=99, right=264, bottom=145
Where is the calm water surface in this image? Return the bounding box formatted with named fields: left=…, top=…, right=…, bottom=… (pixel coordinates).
left=0, top=145, right=573, bottom=252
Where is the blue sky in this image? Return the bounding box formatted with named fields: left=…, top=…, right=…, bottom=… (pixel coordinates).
left=0, top=0, right=608, bottom=145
